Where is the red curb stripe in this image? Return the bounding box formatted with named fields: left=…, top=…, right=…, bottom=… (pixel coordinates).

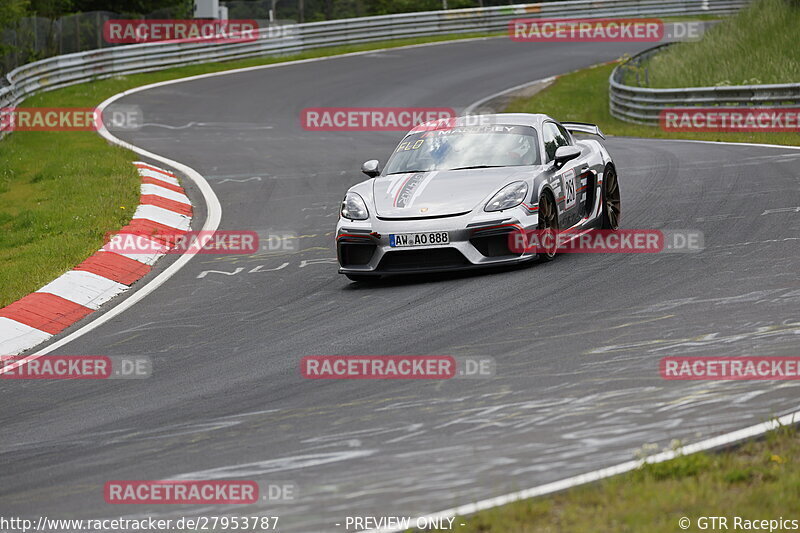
left=0, top=293, right=93, bottom=335
left=74, top=251, right=152, bottom=286
left=134, top=162, right=176, bottom=178
left=140, top=194, right=192, bottom=216
left=141, top=175, right=185, bottom=193
left=118, top=219, right=188, bottom=246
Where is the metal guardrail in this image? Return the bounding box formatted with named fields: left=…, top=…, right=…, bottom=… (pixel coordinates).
left=1, top=0, right=749, bottom=137
left=609, top=43, right=800, bottom=125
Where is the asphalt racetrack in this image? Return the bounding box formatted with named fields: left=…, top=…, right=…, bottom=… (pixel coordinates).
left=2, top=37, right=800, bottom=532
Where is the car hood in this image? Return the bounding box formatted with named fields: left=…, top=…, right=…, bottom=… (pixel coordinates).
left=373, top=167, right=534, bottom=218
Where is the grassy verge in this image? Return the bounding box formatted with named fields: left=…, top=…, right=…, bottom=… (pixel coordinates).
left=633, top=0, right=800, bottom=87
left=417, top=424, right=800, bottom=532
left=0, top=121, right=140, bottom=307
left=0, top=31, right=499, bottom=308
left=505, top=61, right=800, bottom=147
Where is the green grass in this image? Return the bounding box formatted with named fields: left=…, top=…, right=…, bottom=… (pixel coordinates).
left=505, top=61, right=800, bottom=146
left=414, top=424, right=800, bottom=532
left=0, top=125, right=140, bottom=307
left=632, top=0, right=800, bottom=87
left=0, top=31, right=498, bottom=308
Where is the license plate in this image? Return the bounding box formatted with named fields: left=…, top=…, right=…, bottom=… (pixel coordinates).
left=389, top=232, right=450, bottom=248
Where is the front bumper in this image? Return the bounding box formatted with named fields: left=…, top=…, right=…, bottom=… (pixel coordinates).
left=336, top=208, right=540, bottom=276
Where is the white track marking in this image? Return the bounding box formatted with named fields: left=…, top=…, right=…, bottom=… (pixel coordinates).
left=652, top=138, right=800, bottom=151
left=358, top=412, right=800, bottom=533
left=464, top=76, right=557, bottom=115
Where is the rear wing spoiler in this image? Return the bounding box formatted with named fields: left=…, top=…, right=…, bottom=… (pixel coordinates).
left=562, top=122, right=605, bottom=140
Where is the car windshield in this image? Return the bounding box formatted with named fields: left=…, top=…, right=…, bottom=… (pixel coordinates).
left=383, top=125, right=540, bottom=175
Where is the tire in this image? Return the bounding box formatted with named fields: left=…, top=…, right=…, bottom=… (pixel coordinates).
left=601, top=165, right=621, bottom=230
left=537, top=191, right=559, bottom=261
left=346, top=274, right=377, bottom=282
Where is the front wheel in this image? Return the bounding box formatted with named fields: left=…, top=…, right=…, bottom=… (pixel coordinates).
left=537, top=191, right=559, bottom=261
left=601, top=165, right=621, bottom=230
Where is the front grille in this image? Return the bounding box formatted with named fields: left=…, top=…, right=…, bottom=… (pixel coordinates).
left=338, top=243, right=376, bottom=267
left=470, top=232, right=523, bottom=257
left=377, top=248, right=469, bottom=272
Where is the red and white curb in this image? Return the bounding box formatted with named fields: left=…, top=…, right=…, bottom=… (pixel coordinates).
left=0, top=162, right=192, bottom=355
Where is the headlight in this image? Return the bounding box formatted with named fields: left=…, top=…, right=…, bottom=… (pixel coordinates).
left=485, top=181, right=528, bottom=212
left=341, top=192, right=369, bottom=220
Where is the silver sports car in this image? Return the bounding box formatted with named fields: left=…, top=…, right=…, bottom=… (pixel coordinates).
left=336, top=113, right=621, bottom=281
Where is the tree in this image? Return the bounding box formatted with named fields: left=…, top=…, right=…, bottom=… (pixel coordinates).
left=71, top=0, right=189, bottom=16
left=29, top=0, right=72, bottom=18
left=0, top=0, right=30, bottom=28
left=0, top=0, right=30, bottom=63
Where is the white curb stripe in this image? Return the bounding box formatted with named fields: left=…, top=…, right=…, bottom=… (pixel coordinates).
left=136, top=168, right=181, bottom=186
left=0, top=318, right=53, bottom=355
left=134, top=161, right=177, bottom=177
left=132, top=204, right=192, bottom=230
left=37, top=271, right=128, bottom=310
left=99, top=239, right=168, bottom=265
left=140, top=183, right=191, bottom=204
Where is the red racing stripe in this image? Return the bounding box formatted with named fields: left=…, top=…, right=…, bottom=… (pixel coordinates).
left=141, top=175, right=185, bottom=194
left=74, top=251, right=152, bottom=286
left=118, top=219, right=188, bottom=246
left=0, top=293, right=93, bottom=335
left=140, top=194, right=192, bottom=216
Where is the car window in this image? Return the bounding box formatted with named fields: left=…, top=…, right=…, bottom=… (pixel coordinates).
left=555, top=122, right=573, bottom=145
left=383, top=125, right=540, bottom=174
left=543, top=122, right=570, bottom=161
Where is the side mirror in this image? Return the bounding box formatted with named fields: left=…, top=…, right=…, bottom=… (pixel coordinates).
left=554, top=146, right=580, bottom=168
left=361, top=159, right=381, bottom=178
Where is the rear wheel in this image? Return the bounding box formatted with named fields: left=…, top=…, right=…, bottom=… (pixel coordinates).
left=537, top=191, right=559, bottom=261
left=601, top=165, right=621, bottom=230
